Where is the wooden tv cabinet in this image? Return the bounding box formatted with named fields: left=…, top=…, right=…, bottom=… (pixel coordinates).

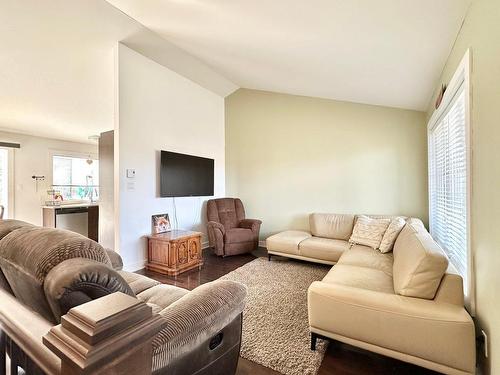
left=146, top=230, right=203, bottom=276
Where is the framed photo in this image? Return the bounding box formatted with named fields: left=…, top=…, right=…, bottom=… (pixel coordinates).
left=152, top=213, right=171, bottom=234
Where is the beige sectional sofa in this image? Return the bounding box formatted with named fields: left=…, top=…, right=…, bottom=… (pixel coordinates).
left=266, top=213, right=476, bottom=375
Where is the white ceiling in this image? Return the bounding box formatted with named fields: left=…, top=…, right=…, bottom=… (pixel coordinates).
left=107, top=0, right=471, bottom=111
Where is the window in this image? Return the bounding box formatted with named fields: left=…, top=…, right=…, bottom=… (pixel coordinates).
left=52, top=155, right=99, bottom=201
left=428, top=50, right=472, bottom=312
left=0, top=149, right=10, bottom=217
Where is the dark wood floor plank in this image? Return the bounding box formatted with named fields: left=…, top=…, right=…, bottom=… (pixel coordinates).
left=138, top=248, right=436, bottom=375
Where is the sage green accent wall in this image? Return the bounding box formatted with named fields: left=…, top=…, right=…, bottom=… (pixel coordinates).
left=427, top=1, right=500, bottom=372
left=226, top=89, right=427, bottom=238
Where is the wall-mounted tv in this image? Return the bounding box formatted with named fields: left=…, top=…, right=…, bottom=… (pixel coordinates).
left=160, top=151, right=214, bottom=197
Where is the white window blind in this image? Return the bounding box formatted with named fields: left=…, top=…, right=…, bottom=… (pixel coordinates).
left=428, top=74, right=471, bottom=310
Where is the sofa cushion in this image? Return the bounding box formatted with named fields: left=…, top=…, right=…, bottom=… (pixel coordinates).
left=299, top=238, right=349, bottom=262
left=137, top=284, right=189, bottom=314
left=266, top=230, right=312, bottom=255
left=349, top=215, right=391, bottom=249
left=338, top=245, right=393, bottom=277
left=322, top=264, right=394, bottom=294
left=309, top=213, right=355, bottom=240
left=225, top=228, right=253, bottom=244
left=119, top=270, right=161, bottom=295
left=393, top=219, right=449, bottom=299
left=379, top=217, right=406, bottom=253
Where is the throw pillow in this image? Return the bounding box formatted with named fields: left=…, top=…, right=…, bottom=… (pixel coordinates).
left=379, top=217, right=406, bottom=253
left=349, top=215, right=391, bottom=249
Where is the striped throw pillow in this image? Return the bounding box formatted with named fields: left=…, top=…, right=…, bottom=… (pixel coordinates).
left=379, top=217, right=406, bottom=253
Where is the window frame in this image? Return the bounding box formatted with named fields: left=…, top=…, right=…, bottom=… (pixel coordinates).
left=0, top=147, right=15, bottom=219
left=427, top=49, right=473, bottom=314
left=49, top=149, right=99, bottom=203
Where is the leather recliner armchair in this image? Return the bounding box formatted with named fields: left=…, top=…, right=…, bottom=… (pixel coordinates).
left=207, top=198, right=262, bottom=257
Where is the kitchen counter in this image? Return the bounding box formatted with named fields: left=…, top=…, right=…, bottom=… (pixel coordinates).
left=41, top=202, right=99, bottom=209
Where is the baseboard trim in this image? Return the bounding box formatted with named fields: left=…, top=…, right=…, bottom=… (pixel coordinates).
left=258, top=240, right=267, bottom=249
left=202, top=241, right=210, bottom=249
left=124, top=259, right=148, bottom=273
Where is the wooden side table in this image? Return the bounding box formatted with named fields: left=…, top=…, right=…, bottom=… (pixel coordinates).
left=146, top=230, right=203, bottom=276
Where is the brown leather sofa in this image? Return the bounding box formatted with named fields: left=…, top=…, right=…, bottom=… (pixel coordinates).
left=207, top=198, right=261, bottom=256
left=0, top=220, right=246, bottom=375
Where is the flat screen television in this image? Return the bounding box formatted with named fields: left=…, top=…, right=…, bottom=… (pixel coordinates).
left=160, top=151, right=214, bottom=197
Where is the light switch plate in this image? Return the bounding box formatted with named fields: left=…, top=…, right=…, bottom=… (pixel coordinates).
left=126, top=169, right=136, bottom=178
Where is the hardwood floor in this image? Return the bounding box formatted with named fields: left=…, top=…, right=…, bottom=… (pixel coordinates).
left=137, top=248, right=438, bottom=375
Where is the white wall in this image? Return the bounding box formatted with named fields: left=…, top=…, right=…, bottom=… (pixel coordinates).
left=117, top=44, right=225, bottom=271
left=0, top=130, right=97, bottom=225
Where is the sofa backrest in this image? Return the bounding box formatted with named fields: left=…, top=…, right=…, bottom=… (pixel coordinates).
left=207, top=198, right=246, bottom=230
left=393, top=218, right=449, bottom=299
left=0, top=221, right=112, bottom=322
left=309, top=213, right=355, bottom=240
left=0, top=220, right=35, bottom=294
left=310, top=213, right=407, bottom=241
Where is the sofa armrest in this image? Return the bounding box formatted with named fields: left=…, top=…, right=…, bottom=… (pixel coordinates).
left=44, top=258, right=135, bottom=323
left=207, top=221, right=225, bottom=255
left=105, top=248, right=124, bottom=271
left=0, top=288, right=60, bottom=375
left=207, top=221, right=225, bottom=234
left=308, top=281, right=475, bottom=373
left=434, top=270, right=465, bottom=306
left=239, top=219, right=262, bottom=233
left=152, top=280, right=246, bottom=366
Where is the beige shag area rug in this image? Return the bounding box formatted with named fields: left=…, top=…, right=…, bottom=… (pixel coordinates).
left=221, top=257, right=330, bottom=375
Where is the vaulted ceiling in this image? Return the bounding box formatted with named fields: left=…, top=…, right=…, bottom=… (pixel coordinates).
left=0, top=0, right=471, bottom=142
left=107, top=0, right=472, bottom=111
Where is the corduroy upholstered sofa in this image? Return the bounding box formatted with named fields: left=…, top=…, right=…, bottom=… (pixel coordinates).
left=267, top=213, right=476, bottom=375
left=0, top=220, right=246, bottom=375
